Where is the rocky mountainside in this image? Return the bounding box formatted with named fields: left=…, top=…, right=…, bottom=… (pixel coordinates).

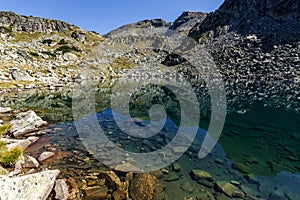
left=189, top=0, right=300, bottom=42
left=1, top=0, right=299, bottom=110
left=0, top=11, right=105, bottom=91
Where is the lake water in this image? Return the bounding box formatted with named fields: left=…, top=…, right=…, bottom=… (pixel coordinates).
left=1, top=79, right=299, bottom=199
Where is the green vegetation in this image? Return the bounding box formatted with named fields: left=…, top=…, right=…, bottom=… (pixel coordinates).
left=0, top=141, right=23, bottom=167
left=55, top=45, right=81, bottom=54
left=42, top=39, right=53, bottom=45
left=0, top=26, right=12, bottom=33
left=10, top=31, right=43, bottom=43
left=41, top=51, right=56, bottom=57
left=0, top=124, right=12, bottom=137
left=111, top=57, right=138, bottom=71
left=58, top=39, right=68, bottom=45
left=29, top=51, right=39, bottom=57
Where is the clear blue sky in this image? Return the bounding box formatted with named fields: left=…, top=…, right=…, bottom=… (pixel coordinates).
left=0, top=0, right=224, bottom=34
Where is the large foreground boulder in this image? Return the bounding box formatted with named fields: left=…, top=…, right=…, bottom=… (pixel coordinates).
left=10, top=110, right=47, bottom=137
left=0, top=169, right=60, bottom=200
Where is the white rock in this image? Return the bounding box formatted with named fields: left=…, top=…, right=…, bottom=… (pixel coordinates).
left=0, top=170, right=60, bottom=200
left=38, top=151, right=55, bottom=162
left=55, top=179, right=69, bottom=200
left=10, top=110, right=47, bottom=137
left=0, top=107, right=12, bottom=113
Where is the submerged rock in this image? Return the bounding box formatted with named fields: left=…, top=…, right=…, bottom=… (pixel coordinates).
left=10, top=110, right=47, bottom=137
left=215, top=181, right=245, bottom=198
left=129, top=173, right=156, bottom=200
left=0, top=169, right=60, bottom=200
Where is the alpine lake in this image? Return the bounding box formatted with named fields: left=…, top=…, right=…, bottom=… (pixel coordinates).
left=1, top=78, right=299, bottom=200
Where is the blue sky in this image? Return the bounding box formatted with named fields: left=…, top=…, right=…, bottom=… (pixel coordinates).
left=0, top=0, right=224, bottom=34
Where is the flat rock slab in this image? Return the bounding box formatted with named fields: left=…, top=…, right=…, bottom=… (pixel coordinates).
left=10, top=110, right=47, bottom=137
left=0, top=169, right=60, bottom=200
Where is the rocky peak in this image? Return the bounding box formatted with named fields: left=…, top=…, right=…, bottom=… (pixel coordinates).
left=170, top=11, right=207, bottom=34
left=127, top=19, right=171, bottom=28
left=105, top=19, right=171, bottom=38
left=0, top=11, right=75, bottom=33
left=189, top=0, right=300, bottom=42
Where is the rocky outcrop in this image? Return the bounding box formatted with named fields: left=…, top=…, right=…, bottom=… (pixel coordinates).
left=0, top=11, right=74, bottom=33
left=0, top=170, right=60, bottom=200
left=189, top=0, right=300, bottom=43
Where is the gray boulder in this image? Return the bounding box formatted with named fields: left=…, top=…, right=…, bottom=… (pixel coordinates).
left=10, top=110, right=47, bottom=137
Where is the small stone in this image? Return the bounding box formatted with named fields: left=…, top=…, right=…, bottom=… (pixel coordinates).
left=172, top=146, right=187, bottom=153
left=0, top=107, right=12, bottom=113
left=87, top=180, right=97, bottom=186
left=161, top=168, right=169, bottom=174
left=15, top=154, right=39, bottom=170
left=191, top=170, right=214, bottom=182
left=115, top=162, right=142, bottom=172
left=180, top=182, right=194, bottom=194
left=55, top=179, right=69, bottom=200
left=235, top=162, right=251, bottom=174
left=172, top=163, right=181, bottom=172
left=215, top=181, right=245, bottom=198
left=230, top=180, right=240, bottom=186
left=38, top=151, right=55, bottom=162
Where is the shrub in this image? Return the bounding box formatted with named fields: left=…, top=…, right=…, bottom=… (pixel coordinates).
left=0, top=146, right=23, bottom=167
left=0, top=124, right=12, bottom=136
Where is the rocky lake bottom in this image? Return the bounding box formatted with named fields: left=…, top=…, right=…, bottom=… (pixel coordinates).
left=0, top=82, right=299, bottom=200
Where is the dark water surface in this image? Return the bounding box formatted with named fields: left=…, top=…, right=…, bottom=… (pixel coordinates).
left=1, top=81, right=299, bottom=199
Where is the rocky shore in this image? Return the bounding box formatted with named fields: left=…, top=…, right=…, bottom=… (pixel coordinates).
left=1, top=106, right=285, bottom=200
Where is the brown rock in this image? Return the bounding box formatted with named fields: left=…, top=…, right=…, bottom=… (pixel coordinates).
left=66, top=177, right=80, bottom=200
left=129, top=173, right=156, bottom=200
left=104, top=171, right=129, bottom=199
left=84, top=186, right=108, bottom=200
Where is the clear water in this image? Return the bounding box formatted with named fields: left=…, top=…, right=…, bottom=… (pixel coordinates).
left=1, top=80, right=299, bottom=199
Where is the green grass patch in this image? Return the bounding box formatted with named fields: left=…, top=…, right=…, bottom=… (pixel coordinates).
left=0, top=145, right=23, bottom=167
left=55, top=45, right=81, bottom=54
left=111, top=57, right=138, bottom=71
left=0, top=26, right=12, bottom=33
left=0, top=124, right=12, bottom=136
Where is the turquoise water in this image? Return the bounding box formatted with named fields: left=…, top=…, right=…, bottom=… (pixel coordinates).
left=1, top=82, right=299, bottom=199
